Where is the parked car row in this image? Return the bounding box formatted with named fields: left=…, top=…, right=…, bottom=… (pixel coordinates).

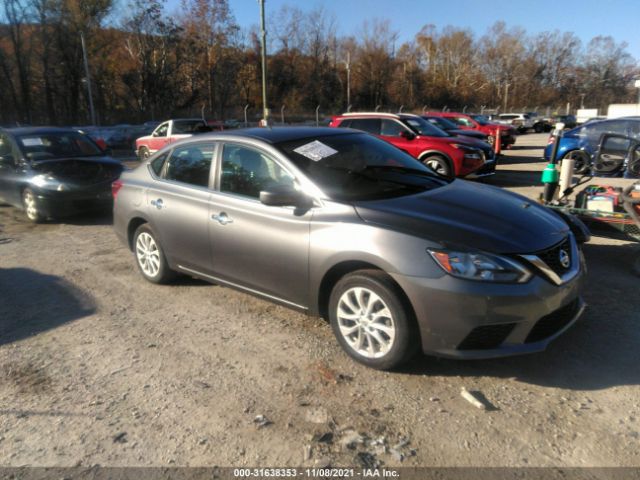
left=329, top=112, right=496, bottom=178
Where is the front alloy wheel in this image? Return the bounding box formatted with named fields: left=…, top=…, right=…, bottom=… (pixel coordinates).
left=422, top=155, right=452, bottom=178
left=336, top=287, right=396, bottom=359
left=22, top=188, right=44, bottom=223
left=329, top=270, right=419, bottom=370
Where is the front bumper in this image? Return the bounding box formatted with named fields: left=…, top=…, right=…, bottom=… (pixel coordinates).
left=34, top=186, right=113, bottom=218
left=391, top=257, right=586, bottom=359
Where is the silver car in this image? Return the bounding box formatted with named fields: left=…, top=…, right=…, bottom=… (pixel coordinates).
left=113, top=127, right=586, bottom=370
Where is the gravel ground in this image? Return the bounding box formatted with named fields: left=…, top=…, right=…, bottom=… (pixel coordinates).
left=0, top=133, right=639, bottom=468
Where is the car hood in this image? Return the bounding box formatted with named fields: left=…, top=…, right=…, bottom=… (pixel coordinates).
left=418, top=134, right=489, bottom=150
left=31, top=157, right=123, bottom=185
left=31, top=155, right=122, bottom=167
left=449, top=129, right=487, bottom=139
left=353, top=180, right=568, bottom=254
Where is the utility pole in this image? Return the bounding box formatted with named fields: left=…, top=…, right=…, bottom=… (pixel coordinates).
left=80, top=31, right=96, bottom=125
left=344, top=51, right=351, bottom=109
left=580, top=93, right=585, bottom=109
left=503, top=83, right=510, bottom=113
left=258, top=0, right=269, bottom=125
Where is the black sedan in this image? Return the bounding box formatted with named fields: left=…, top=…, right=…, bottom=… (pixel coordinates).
left=0, top=127, right=124, bottom=222
left=421, top=115, right=489, bottom=142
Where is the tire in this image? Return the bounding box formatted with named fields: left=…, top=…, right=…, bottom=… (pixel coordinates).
left=138, top=146, right=150, bottom=161
left=422, top=154, right=453, bottom=178
left=22, top=188, right=45, bottom=223
left=328, top=270, right=420, bottom=370
left=133, top=224, right=175, bottom=284
left=563, top=150, right=590, bottom=175
left=533, top=124, right=543, bottom=133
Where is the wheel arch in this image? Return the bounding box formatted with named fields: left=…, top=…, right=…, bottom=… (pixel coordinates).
left=127, top=216, right=150, bottom=251
left=316, top=260, right=417, bottom=325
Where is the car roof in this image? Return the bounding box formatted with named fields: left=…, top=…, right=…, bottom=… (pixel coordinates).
left=1, top=126, right=84, bottom=136
left=193, top=126, right=356, bottom=144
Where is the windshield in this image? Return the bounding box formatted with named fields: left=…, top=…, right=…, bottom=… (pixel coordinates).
left=470, top=115, right=490, bottom=125
left=17, top=131, right=104, bottom=160
left=276, top=133, right=449, bottom=201
left=403, top=117, right=450, bottom=137
left=424, top=116, right=458, bottom=130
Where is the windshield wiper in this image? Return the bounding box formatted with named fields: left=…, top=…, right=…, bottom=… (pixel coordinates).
left=364, top=165, right=448, bottom=182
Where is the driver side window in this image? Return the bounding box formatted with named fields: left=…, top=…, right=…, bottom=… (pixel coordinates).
left=220, top=144, right=294, bottom=199
left=154, top=123, right=169, bottom=137
left=380, top=120, right=406, bottom=136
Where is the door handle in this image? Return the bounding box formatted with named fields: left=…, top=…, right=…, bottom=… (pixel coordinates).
left=211, top=212, right=233, bottom=225
left=150, top=198, right=163, bottom=209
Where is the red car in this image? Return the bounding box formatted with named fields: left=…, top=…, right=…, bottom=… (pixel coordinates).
left=329, top=112, right=496, bottom=178
left=426, top=112, right=516, bottom=149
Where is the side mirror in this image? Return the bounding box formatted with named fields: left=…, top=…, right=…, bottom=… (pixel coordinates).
left=152, top=131, right=159, bottom=137
left=260, top=185, right=308, bottom=207
left=400, top=130, right=416, bottom=140
left=0, top=154, right=14, bottom=166
left=593, top=133, right=635, bottom=176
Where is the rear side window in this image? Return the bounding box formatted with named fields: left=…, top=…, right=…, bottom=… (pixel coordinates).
left=150, top=152, right=168, bottom=176
left=164, top=143, right=215, bottom=188
left=347, top=118, right=381, bottom=135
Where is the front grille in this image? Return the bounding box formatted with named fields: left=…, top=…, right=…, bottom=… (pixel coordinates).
left=457, top=323, right=516, bottom=350
left=535, top=237, right=572, bottom=277
left=525, top=299, right=579, bottom=343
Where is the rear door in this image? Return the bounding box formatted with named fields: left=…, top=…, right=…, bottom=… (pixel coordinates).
left=145, top=142, right=216, bottom=270
left=207, top=142, right=311, bottom=308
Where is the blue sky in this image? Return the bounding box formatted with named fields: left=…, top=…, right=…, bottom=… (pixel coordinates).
left=166, top=0, right=640, bottom=59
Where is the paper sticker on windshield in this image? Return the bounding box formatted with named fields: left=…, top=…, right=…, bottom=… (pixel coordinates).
left=293, top=140, right=338, bottom=161
left=21, top=137, right=44, bottom=146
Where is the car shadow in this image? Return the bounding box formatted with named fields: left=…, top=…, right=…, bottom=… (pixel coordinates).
left=0, top=268, right=96, bottom=346
left=480, top=170, right=542, bottom=188
left=62, top=210, right=113, bottom=226
left=401, top=242, right=640, bottom=391
left=497, top=154, right=544, bottom=166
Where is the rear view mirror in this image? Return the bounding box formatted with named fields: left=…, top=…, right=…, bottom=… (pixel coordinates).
left=593, top=133, right=635, bottom=176
left=400, top=130, right=416, bottom=140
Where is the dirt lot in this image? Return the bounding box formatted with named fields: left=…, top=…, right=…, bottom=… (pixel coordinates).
left=0, top=133, right=639, bottom=468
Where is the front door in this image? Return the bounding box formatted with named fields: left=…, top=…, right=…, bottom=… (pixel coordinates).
left=208, top=142, right=311, bottom=308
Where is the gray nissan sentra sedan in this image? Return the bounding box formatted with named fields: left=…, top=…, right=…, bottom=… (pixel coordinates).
left=113, top=127, right=587, bottom=370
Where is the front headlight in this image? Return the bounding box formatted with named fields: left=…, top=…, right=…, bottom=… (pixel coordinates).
left=428, top=249, right=531, bottom=283
left=31, top=174, right=66, bottom=191
left=452, top=144, right=482, bottom=159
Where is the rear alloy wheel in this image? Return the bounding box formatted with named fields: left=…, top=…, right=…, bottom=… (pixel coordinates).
left=329, top=270, right=419, bottom=370
left=133, top=224, right=174, bottom=284
left=22, top=188, right=44, bottom=223
left=138, top=146, right=150, bottom=161
left=422, top=154, right=453, bottom=178
left=563, top=150, right=590, bottom=175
